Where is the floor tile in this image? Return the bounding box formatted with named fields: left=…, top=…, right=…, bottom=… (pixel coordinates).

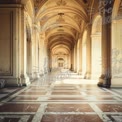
left=46, top=104, right=94, bottom=112
left=86, top=91, right=113, bottom=95
left=0, top=118, right=20, bottom=122
left=53, top=86, right=76, bottom=90
left=97, top=104, right=122, bottom=112
left=0, top=104, right=40, bottom=112
left=13, top=96, right=38, bottom=101
left=96, top=97, right=116, bottom=100
left=19, top=91, right=47, bottom=95
left=107, top=115, right=122, bottom=122
left=51, top=92, right=81, bottom=95
left=48, top=97, right=85, bottom=100
left=41, top=114, right=103, bottom=122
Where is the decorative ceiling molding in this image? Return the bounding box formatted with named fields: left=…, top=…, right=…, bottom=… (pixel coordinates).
left=36, top=6, right=88, bottom=22
left=56, top=13, right=65, bottom=23
left=34, top=0, right=48, bottom=13
left=56, top=0, right=67, bottom=6
left=118, top=1, right=122, bottom=16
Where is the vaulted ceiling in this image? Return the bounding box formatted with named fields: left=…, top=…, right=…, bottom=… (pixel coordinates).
left=0, top=0, right=120, bottom=56
left=0, top=0, right=96, bottom=55
left=34, top=0, right=91, bottom=55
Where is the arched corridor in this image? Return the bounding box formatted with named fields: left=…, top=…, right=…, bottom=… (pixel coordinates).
left=0, top=0, right=122, bottom=87
left=0, top=0, right=122, bottom=121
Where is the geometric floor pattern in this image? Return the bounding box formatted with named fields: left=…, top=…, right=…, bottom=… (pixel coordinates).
left=0, top=71, right=122, bottom=122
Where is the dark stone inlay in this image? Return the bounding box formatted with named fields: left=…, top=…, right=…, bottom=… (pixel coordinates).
left=41, top=114, right=103, bottom=122
left=0, top=118, right=20, bottom=122
left=25, top=89, right=46, bottom=92
left=0, top=104, right=40, bottom=112
left=29, top=88, right=46, bottom=90
left=97, top=104, right=122, bottom=112
left=48, top=97, right=85, bottom=100
left=46, top=104, right=94, bottom=112
left=0, top=92, right=9, bottom=94
left=29, top=86, right=48, bottom=89
left=53, top=86, right=76, bottom=90
left=52, top=89, right=77, bottom=92
left=51, top=92, right=81, bottom=95
left=19, top=91, right=46, bottom=95
left=96, top=97, right=115, bottom=100
left=86, top=92, right=112, bottom=95
left=13, top=96, right=38, bottom=100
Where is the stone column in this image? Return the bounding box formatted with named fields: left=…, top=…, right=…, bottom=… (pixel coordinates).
left=44, top=40, right=48, bottom=73
left=85, top=26, right=91, bottom=79
left=68, top=54, right=70, bottom=69
left=31, top=29, right=36, bottom=78
left=77, top=39, right=80, bottom=73
left=31, top=22, right=41, bottom=79
left=71, top=48, right=74, bottom=71
left=98, top=0, right=114, bottom=88
left=39, top=33, right=45, bottom=75
left=77, top=37, right=82, bottom=74
left=20, top=7, right=31, bottom=86
left=74, top=44, right=77, bottom=72
left=79, top=45, right=82, bottom=75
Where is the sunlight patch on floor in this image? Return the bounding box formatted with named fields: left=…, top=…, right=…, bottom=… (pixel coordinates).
left=55, top=79, right=98, bottom=85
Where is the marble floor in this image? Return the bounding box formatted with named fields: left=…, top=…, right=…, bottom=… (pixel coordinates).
left=0, top=70, right=122, bottom=122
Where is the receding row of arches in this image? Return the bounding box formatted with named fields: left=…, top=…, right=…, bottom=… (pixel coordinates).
left=23, top=0, right=122, bottom=87
left=0, top=0, right=122, bottom=87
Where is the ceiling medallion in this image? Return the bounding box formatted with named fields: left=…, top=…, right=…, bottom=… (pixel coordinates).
left=56, top=0, right=67, bottom=6
left=56, top=13, right=65, bottom=23
left=58, top=29, right=64, bottom=32
left=59, top=26, right=63, bottom=28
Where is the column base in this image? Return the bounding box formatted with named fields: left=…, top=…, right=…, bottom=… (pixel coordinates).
left=78, top=72, right=82, bottom=75
left=0, top=78, right=23, bottom=87
left=32, top=72, right=40, bottom=79
left=84, top=72, right=91, bottom=79
left=0, top=79, right=6, bottom=88
left=98, top=75, right=111, bottom=88
left=20, top=74, right=31, bottom=86
left=74, top=70, right=77, bottom=73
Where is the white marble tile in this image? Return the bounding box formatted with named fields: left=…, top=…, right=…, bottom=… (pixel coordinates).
left=112, top=115, right=122, bottom=122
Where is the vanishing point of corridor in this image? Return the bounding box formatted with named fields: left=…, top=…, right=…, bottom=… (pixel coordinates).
left=0, top=69, right=122, bottom=122
left=0, top=0, right=122, bottom=122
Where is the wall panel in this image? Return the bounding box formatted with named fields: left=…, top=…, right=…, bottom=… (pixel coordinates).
left=0, top=11, right=13, bottom=76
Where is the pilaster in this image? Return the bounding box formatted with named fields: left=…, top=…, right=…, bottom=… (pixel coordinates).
left=98, top=0, right=114, bottom=88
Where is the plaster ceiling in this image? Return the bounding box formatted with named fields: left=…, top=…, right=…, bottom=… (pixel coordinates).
left=0, top=0, right=93, bottom=55
left=34, top=0, right=90, bottom=55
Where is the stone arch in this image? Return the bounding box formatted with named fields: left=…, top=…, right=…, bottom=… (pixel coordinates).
left=112, top=0, right=121, bottom=19
left=57, top=57, right=65, bottom=68
left=92, top=15, right=102, bottom=34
